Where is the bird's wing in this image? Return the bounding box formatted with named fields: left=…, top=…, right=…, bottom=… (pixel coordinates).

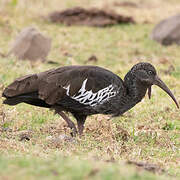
left=37, top=66, right=124, bottom=106
left=3, top=66, right=124, bottom=106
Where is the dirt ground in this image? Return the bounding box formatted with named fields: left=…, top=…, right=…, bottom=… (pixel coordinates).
left=48, top=7, right=135, bottom=27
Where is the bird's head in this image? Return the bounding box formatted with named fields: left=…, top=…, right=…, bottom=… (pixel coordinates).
left=129, top=62, right=179, bottom=108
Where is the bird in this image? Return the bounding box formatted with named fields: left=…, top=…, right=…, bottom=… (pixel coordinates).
left=2, top=62, right=179, bottom=136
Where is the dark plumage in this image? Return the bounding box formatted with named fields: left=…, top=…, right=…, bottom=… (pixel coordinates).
left=2, top=62, right=179, bottom=136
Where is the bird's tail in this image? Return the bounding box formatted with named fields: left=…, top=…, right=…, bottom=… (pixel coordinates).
left=2, top=93, right=51, bottom=108
left=3, top=96, right=25, bottom=105
left=2, top=92, right=36, bottom=105
left=2, top=74, right=39, bottom=99
left=2, top=73, right=42, bottom=107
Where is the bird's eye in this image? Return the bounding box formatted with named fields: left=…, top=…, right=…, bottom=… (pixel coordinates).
left=148, top=70, right=153, bottom=75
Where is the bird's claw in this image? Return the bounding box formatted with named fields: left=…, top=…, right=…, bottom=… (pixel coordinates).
left=70, top=128, right=78, bottom=137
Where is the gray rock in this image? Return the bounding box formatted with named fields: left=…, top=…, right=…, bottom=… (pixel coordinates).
left=151, top=14, right=180, bottom=46
left=9, top=27, right=51, bottom=61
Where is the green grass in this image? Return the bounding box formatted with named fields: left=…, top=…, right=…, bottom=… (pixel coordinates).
left=0, top=0, right=180, bottom=179
left=0, top=153, right=173, bottom=180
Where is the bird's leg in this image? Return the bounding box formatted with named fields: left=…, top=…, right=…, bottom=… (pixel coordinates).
left=77, top=119, right=86, bottom=136
left=73, top=114, right=87, bottom=136
left=58, top=111, right=78, bottom=137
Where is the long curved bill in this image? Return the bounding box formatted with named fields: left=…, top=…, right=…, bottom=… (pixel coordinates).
left=153, top=75, right=179, bottom=108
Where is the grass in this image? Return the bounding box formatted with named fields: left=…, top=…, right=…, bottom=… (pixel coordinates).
left=0, top=0, right=180, bottom=179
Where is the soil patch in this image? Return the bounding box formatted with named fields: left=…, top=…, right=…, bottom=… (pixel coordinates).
left=114, top=1, right=139, bottom=8
left=127, top=160, right=165, bottom=174
left=113, top=1, right=156, bottom=9
left=48, top=7, right=135, bottom=27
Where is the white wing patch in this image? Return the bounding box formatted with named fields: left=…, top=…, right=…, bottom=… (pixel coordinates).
left=63, top=79, right=118, bottom=106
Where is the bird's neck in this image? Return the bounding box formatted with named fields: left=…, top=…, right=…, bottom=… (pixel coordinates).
left=113, top=72, right=148, bottom=116
left=112, top=75, right=148, bottom=116
left=125, top=78, right=147, bottom=102
left=124, top=71, right=148, bottom=100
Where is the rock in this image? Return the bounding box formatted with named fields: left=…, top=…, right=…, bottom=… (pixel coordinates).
left=151, top=14, right=180, bottom=46
left=46, top=134, right=76, bottom=144
left=9, top=27, right=51, bottom=61
left=1, top=127, right=12, bottom=132
left=18, top=130, right=33, bottom=141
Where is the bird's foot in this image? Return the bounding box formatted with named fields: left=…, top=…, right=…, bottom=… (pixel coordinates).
left=70, top=128, right=78, bottom=137
left=57, top=111, right=78, bottom=137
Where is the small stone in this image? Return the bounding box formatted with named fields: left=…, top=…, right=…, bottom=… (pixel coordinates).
left=87, top=55, right=98, bottom=62
left=18, top=130, right=32, bottom=141
left=1, top=127, right=12, bottom=132
left=47, top=134, right=76, bottom=144
left=46, top=135, right=53, bottom=141
left=19, top=134, right=31, bottom=141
